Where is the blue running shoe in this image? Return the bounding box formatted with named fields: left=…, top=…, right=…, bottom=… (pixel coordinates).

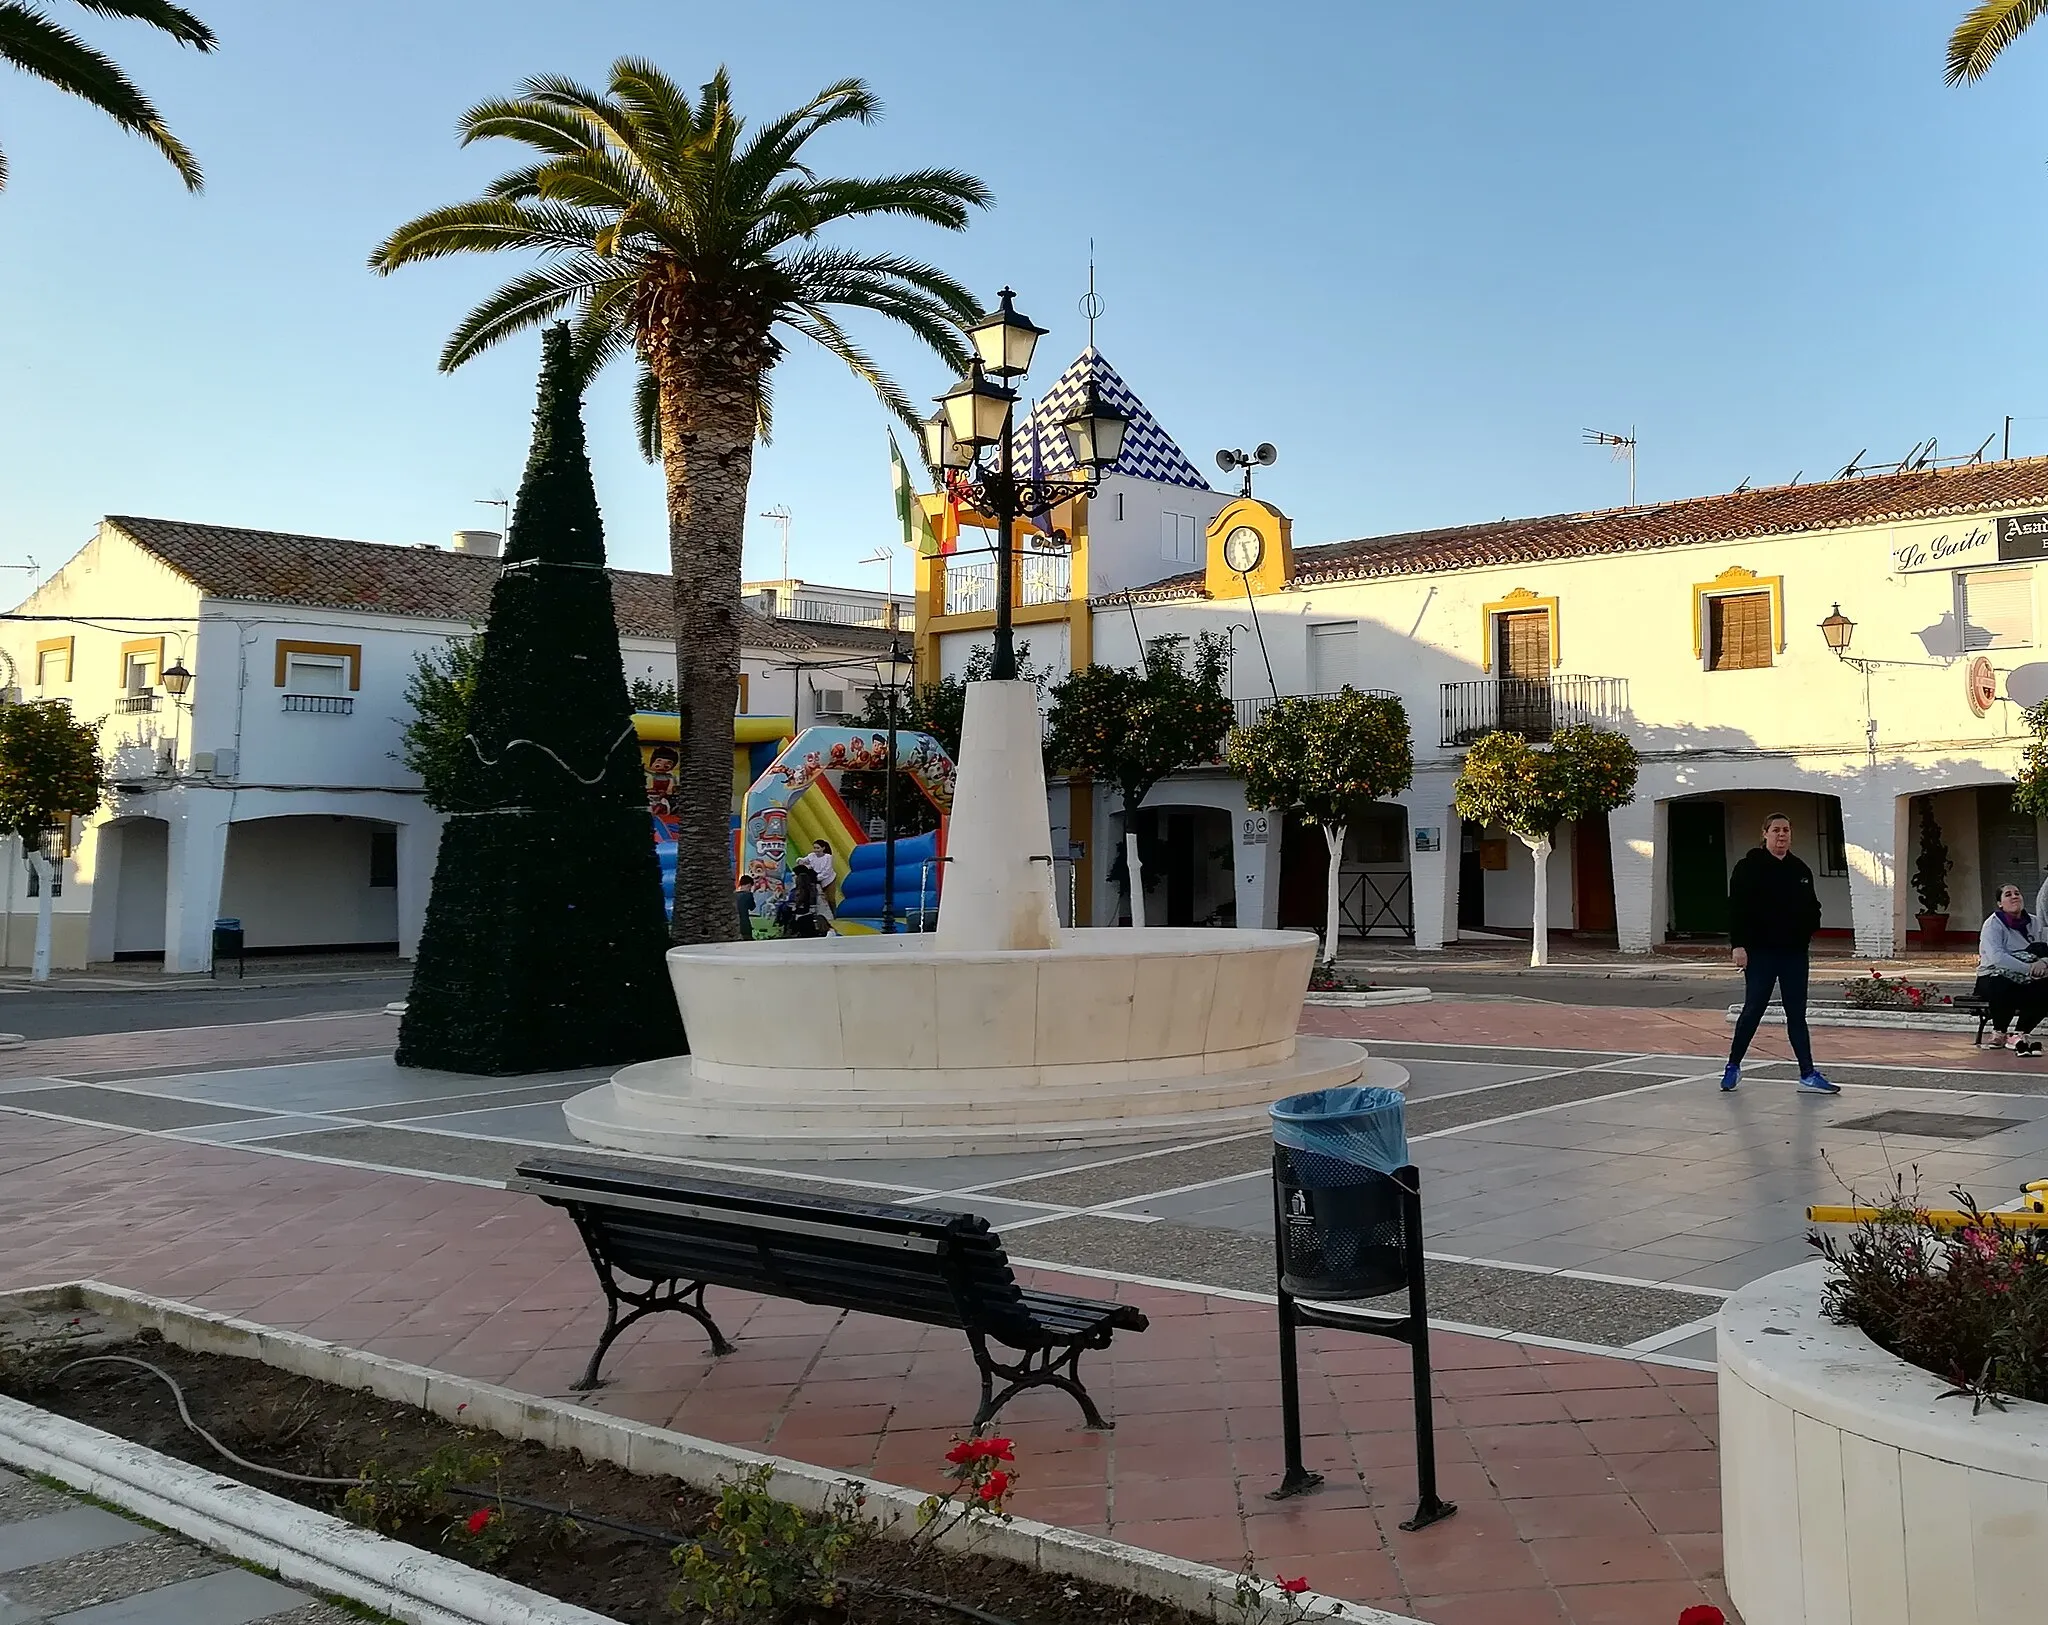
left=1798, top=1072, right=1841, bottom=1096
left=1720, top=1063, right=1740, bottom=1092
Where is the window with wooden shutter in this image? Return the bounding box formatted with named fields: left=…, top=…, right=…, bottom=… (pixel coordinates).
left=1707, top=592, right=1773, bottom=670
left=1959, top=568, right=2033, bottom=650
left=1496, top=611, right=1550, bottom=680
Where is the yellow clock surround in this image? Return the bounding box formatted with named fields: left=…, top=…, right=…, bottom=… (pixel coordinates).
left=1204, top=498, right=1294, bottom=598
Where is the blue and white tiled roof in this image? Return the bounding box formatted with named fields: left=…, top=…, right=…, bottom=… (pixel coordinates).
left=1010, top=349, right=1212, bottom=492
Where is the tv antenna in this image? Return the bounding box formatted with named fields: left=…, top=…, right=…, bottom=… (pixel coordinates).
left=1215, top=443, right=1277, bottom=497
left=759, top=504, right=793, bottom=584
left=474, top=495, right=509, bottom=529
left=1080, top=240, right=1103, bottom=350
left=1583, top=427, right=1637, bottom=505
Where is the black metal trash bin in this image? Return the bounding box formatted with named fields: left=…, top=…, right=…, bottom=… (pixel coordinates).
left=1272, top=1086, right=1411, bottom=1299
left=1267, top=1083, right=1454, bottom=1530
left=212, top=917, right=244, bottom=979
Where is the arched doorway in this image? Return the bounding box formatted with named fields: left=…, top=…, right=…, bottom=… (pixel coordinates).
left=1129, top=803, right=1236, bottom=926
left=219, top=815, right=399, bottom=951
left=1277, top=803, right=1413, bottom=939
left=92, top=816, right=170, bottom=960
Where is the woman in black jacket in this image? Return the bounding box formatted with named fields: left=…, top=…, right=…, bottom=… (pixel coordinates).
left=1721, top=811, right=1838, bottom=1095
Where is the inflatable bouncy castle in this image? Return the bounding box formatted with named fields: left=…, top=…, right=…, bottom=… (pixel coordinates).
left=739, top=725, right=955, bottom=933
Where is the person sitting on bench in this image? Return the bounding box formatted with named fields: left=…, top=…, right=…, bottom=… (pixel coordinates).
left=1975, top=883, right=2048, bottom=1054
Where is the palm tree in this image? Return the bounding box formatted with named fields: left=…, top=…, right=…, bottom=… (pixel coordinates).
left=372, top=61, right=987, bottom=944
left=0, top=0, right=216, bottom=190
left=1947, top=0, right=2048, bottom=82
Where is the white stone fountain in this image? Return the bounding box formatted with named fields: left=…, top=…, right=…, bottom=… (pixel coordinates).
left=565, top=683, right=1399, bottom=1160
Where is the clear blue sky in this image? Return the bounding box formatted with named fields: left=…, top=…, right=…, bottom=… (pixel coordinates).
left=2, top=1, right=2042, bottom=591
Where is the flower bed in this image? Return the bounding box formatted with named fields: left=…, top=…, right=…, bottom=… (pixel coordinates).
left=0, top=1290, right=1383, bottom=1625
left=1838, top=969, right=1951, bottom=1011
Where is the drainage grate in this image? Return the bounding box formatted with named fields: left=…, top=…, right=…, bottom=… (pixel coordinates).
left=1837, top=1109, right=2028, bottom=1141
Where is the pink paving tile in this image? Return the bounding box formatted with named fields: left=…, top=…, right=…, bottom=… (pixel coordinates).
left=1111, top=1475, right=1243, bottom=1524
left=1635, top=1489, right=1725, bottom=1537
left=1408, top=1591, right=1572, bottom=1625
left=1103, top=1515, right=1250, bottom=1564
left=1557, top=1384, right=1685, bottom=1422
left=1249, top=1547, right=1402, bottom=1599
left=1530, top=1531, right=1693, bottom=1587
left=1554, top=1578, right=1730, bottom=1625
left=1578, top=1415, right=1713, bottom=1456
left=1448, top=1390, right=1574, bottom=1428
left=1503, top=1493, right=1656, bottom=1543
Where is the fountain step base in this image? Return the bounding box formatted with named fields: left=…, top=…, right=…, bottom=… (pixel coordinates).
left=564, top=1037, right=1391, bottom=1161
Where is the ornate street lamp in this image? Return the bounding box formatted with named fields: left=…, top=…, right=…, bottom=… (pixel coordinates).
left=161, top=661, right=192, bottom=697
left=874, top=637, right=914, bottom=932
left=932, top=287, right=1129, bottom=680
left=1818, top=604, right=1855, bottom=656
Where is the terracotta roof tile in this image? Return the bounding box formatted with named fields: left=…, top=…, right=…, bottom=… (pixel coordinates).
left=105, top=516, right=827, bottom=653
left=1105, top=457, right=2048, bottom=603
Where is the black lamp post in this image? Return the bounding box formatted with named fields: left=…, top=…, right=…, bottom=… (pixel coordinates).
left=875, top=637, right=912, bottom=933
left=925, top=288, right=1129, bottom=682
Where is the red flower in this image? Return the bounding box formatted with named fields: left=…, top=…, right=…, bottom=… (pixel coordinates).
left=1677, top=1608, right=1725, bottom=1625
left=945, top=1437, right=1016, bottom=1466
left=1277, top=1576, right=1310, bottom=1594
left=978, top=1469, right=1010, bottom=1502
left=465, top=1508, right=492, bottom=1535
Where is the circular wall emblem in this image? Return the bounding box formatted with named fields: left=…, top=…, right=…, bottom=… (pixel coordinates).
left=1967, top=654, right=1997, bottom=717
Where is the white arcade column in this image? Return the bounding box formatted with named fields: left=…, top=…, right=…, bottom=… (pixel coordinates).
left=1400, top=786, right=1460, bottom=949
left=163, top=791, right=232, bottom=974
left=1609, top=797, right=1664, bottom=954
left=1841, top=786, right=1900, bottom=959
left=937, top=681, right=1059, bottom=951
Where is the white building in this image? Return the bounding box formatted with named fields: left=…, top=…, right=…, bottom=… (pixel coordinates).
left=918, top=388, right=2048, bottom=955
left=1, top=517, right=897, bottom=972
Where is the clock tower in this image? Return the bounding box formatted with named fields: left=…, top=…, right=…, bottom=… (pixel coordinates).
left=1204, top=496, right=1295, bottom=599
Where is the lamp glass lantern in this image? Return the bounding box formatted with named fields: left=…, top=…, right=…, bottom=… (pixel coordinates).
left=1063, top=382, right=1130, bottom=473
left=968, top=287, right=1047, bottom=379
left=938, top=363, right=1015, bottom=449
left=1819, top=604, right=1855, bottom=655
left=920, top=411, right=971, bottom=472
left=875, top=641, right=912, bottom=691
left=160, top=661, right=192, bottom=697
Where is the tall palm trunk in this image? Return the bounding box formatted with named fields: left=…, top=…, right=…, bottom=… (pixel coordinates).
left=656, top=352, right=760, bottom=944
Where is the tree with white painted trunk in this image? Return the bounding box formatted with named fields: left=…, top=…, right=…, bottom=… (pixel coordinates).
left=0, top=701, right=105, bottom=981
left=1226, top=689, right=1413, bottom=964
left=1451, top=726, right=1638, bottom=967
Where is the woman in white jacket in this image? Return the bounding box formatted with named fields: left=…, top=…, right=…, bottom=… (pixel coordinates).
left=1976, top=884, right=2048, bottom=1053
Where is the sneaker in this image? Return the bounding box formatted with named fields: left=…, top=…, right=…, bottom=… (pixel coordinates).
left=1720, top=1063, right=1741, bottom=1092
left=2020, top=1038, right=2043, bottom=1057
left=1988, top=1032, right=2009, bottom=1050
left=1798, top=1072, right=1841, bottom=1096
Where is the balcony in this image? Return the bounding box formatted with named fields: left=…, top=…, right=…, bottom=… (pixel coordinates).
left=1020, top=552, right=1070, bottom=606
left=1439, top=675, right=1628, bottom=747
left=115, top=693, right=160, bottom=714
left=283, top=693, right=354, bottom=715
left=943, top=559, right=997, bottom=616
left=1232, top=690, right=1399, bottom=731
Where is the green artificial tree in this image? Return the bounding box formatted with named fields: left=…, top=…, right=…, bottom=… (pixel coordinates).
left=1045, top=633, right=1234, bottom=923
left=1451, top=724, right=1639, bottom=967
left=0, top=700, right=106, bottom=982
left=398, top=325, right=684, bottom=1073
left=1227, top=689, right=1414, bottom=963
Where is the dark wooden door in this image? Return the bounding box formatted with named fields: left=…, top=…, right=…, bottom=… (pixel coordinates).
left=1165, top=813, right=1195, bottom=927
left=1573, top=813, right=1617, bottom=935
left=1277, top=812, right=1326, bottom=929
left=1668, top=800, right=1728, bottom=936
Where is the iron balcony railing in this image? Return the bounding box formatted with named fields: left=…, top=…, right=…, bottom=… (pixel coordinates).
left=283, top=693, right=354, bottom=715
left=1439, top=675, right=1628, bottom=747
left=115, top=693, right=160, bottom=714
left=1232, top=690, right=1399, bottom=731
left=1020, top=551, right=1071, bottom=606
left=943, top=558, right=997, bottom=616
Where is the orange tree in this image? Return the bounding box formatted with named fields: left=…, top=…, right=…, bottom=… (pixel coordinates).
left=1451, top=724, right=1637, bottom=967
left=1045, top=633, right=1232, bottom=921
left=0, top=699, right=106, bottom=981
left=1226, top=689, right=1412, bottom=962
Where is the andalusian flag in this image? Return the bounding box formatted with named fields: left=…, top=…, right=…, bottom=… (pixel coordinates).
left=890, top=435, right=940, bottom=557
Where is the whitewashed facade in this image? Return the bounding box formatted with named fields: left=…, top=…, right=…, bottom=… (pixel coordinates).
left=2, top=517, right=889, bottom=972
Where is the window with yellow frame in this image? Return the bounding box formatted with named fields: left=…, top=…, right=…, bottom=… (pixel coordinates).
left=1692, top=565, right=1784, bottom=672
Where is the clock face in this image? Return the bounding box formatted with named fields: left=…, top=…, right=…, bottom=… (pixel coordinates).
left=1222, top=524, right=1264, bottom=574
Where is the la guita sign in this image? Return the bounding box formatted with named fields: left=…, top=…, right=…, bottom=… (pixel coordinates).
left=1890, top=523, right=1993, bottom=574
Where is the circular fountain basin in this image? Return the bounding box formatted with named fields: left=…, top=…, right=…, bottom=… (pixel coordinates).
left=564, top=927, right=1398, bottom=1160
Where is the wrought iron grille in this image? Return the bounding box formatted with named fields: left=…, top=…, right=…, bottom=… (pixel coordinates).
left=1439, top=675, right=1627, bottom=747
left=282, top=694, right=354, bottom=715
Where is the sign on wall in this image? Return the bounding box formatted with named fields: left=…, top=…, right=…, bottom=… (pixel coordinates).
left=1241, top=814, right=1269, bottom=846
left=1967, top=654, right=1998, bottom=717
left=1997, top=512, right=2048, bottom=561
left=1889, top=522, right=1994, bottom=573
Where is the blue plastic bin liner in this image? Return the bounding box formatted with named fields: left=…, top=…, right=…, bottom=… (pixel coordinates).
left=1270, top=1085, right=1408, bottom=1180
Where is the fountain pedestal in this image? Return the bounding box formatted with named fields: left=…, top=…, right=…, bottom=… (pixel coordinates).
left=563, top=680, right=1392, bottom=1161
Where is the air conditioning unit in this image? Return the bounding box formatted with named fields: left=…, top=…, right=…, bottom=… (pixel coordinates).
left=191, top=751, right=215, bottom=774
left=213, top=748, right=238, bottom=778
left=814, top=689, right=848, bottom=718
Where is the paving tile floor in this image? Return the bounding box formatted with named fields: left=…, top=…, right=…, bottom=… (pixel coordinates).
left=0, top=1467, right=357, bottom=1624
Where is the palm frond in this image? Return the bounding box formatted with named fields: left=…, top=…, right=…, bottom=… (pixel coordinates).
left=783, top=307, right=919, bottom=439
left=459, top=96, right=607, bottom=159
left=1948, top=0, right=2048, bottom=81
left=440, top=259, right=628, bottom=371
left=69, top=0, right=214, bottom=49
left=783, top=171, right=992, bottom=235
left=729, top=76, right=878, bottom=197
left=0, top=2, right=202, bottom=187
left=780, top=245, right=981, bottom=320
left=369, top=199, right=606, bottom=270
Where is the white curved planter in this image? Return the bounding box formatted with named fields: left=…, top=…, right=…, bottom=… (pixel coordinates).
left=1720, top=1260, right=2048, bottom=1625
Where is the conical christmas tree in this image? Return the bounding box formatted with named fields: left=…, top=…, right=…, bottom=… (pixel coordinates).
left=397, top=325, right=685, bottom=1074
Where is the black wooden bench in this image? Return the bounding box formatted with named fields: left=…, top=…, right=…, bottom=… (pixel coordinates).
left=509, top=1157, right=1148, bottom=1431
left=1957, top=994, right=1993, bottom=1046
